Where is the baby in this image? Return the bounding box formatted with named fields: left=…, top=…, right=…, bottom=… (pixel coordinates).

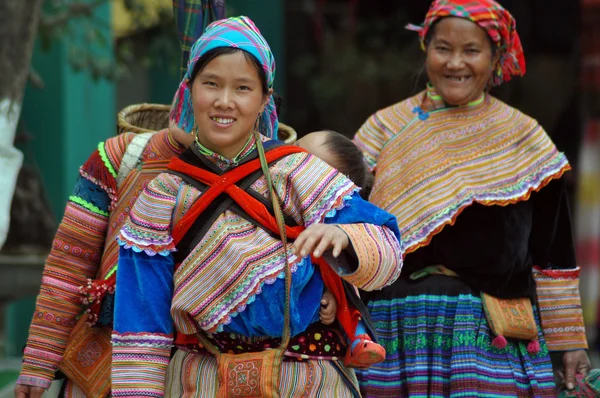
left=296, top=130, right=385, bottom=368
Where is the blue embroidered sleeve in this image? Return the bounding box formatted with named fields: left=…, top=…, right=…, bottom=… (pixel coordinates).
left=113, top=247, right=175, bottom=334
left=112, top=247, right=175, bottom=397
left=326, top=192, right=400, bottom=238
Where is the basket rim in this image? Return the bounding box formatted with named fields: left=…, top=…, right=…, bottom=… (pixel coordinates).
left=117, top=103, right=171, bottom=134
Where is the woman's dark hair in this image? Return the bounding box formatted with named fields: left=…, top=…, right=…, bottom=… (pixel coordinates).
left=189, top=47, right=269, bottom=94
left=323, top=131, right=374, bottom=200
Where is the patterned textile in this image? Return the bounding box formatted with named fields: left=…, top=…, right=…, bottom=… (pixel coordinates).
left=95, top=131, right=184, bottom=280
left=533, top=267, right=588, bottom=351
left=165, top=349, right=361, bottom=397
left=111, top=333, right=173, bottom=398
left=177, top=322, right=347, bottom=360
left=172, top=0, right=226, bottom=78
left=356, top=277, right=556, bottom=398
left=480, top=293, right=538, bottom=342
left=112, top=148, right=402, bottom=396
left=118, top=152, right=377, bottom=334
left=118, top=150, right=402, bottom=334
left=171, top=16, right=279, bottom=139
left=58, top=315, right=111, bottom=397
left=354, top=88, right=570, bottom=255
left=18, top=131, right=183, bottom=391
left=407, top=0, right=525, bottom=86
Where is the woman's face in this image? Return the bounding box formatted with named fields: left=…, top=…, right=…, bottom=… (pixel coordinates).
left=190, top=51, right=269, bottom=159
left=426, top=17, right=497, bottom=106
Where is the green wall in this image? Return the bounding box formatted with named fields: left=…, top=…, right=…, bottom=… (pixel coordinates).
left=21, top=2, right=115, bottom=218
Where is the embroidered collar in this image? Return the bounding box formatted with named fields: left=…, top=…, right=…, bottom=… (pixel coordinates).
left=194, top=134, right=257, bottom=169
left=420, top=83, right=486, bottom=113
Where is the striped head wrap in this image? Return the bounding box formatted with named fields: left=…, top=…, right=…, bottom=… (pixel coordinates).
left=173, top=0, right=226, bottom=78
left=170, top=16, right=279, bottom=139
left=408, top=0, right=526, bottom=86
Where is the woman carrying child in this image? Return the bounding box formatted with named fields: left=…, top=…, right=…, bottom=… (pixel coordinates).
left=111, top=16, right=402, bottom=397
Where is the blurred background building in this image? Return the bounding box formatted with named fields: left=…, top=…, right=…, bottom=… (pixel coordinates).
left=0, top=0, right=598, bottom=394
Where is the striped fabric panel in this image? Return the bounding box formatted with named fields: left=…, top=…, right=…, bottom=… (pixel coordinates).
left=102, top=133, right=135, bottom=177
left=165, top=349, right=359, bottom=397
left=334, top=223, right=402, bottom=291
left=533, top=267, right=588, bottom=351
left=97, top=131, right=182, bottom=279
left=19, top=199, right=108, bottom=388
left=357, top=294, right=555, bottom=397
left=354, top=103, right=412, bottom=172
left=356, top=92, right=570, bottom=254
left=118, top=174, right=179, bottom=255
left=111, top=332, right=173, bottom=398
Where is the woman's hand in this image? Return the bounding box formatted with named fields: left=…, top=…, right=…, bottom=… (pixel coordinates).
left=291, top=224, right=349, bottom=258
left=14, top=384, right=46, bottom=398
left=320, top=290, right=337, bottom=325
left=558, top=349, right=591, bottom=390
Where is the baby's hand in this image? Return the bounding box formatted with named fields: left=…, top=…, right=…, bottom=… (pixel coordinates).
left=320, top=290, right=337, bottom=325
left=291, top=224, right=349, bottom=258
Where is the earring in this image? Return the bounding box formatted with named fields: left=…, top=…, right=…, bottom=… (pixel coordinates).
left=253, top=111, right=263, bottom=132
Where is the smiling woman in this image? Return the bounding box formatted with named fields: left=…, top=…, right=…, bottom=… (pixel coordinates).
left=190, top=49, right=271, bottom=159
left=110, top=15, right=403, bottom=398
left=425, top=17, right=497, bottom=106
left=353, top=0, right=591, bottom=397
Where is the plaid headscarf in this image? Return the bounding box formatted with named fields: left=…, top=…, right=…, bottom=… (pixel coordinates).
left=408, top=0, right=526, bottom=86
left=170, top=16, right=279, bottom=139
left=173, top=0, right=226, bottom=78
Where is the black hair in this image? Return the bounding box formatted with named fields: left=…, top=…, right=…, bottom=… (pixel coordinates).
left=272, top=91, right=283, bottom=115
left=189, top=47, right=269, bottom=95
left=322, top=130, right=374, bottom=200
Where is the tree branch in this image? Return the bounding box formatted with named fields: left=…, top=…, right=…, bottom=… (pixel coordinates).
left=28, top=67, right=45, bottom=89
left=40, top=0, right=107, bottom=29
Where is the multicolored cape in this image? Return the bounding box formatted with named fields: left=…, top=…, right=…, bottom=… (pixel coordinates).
left=355, top=88, right=569, bottom=254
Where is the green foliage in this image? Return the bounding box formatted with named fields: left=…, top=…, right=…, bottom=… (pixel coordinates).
left=288, top=7, right=424, bottom=135
left=292, top=8, right=420, bottom=110
left=37, top=0, right=178, bottom=82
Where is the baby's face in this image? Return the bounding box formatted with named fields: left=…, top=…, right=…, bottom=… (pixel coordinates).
left=296, top=131, right=339, bottom=170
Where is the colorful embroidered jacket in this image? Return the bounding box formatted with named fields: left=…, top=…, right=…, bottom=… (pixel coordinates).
left=18, top=130, right=183, bottom=390
left=111, top=137, right=403, bottom=397
left=354, top=87, right=587, bottom=351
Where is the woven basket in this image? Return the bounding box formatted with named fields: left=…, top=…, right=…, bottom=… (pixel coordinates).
left=117, top=103, right=297, bottom=144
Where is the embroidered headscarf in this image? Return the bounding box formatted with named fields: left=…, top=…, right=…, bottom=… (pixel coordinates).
left=173, top=0, right=226, bottom=78
left=170, top=16, right=279, bottom=139
left=408, top=0, right=526, bottom=86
